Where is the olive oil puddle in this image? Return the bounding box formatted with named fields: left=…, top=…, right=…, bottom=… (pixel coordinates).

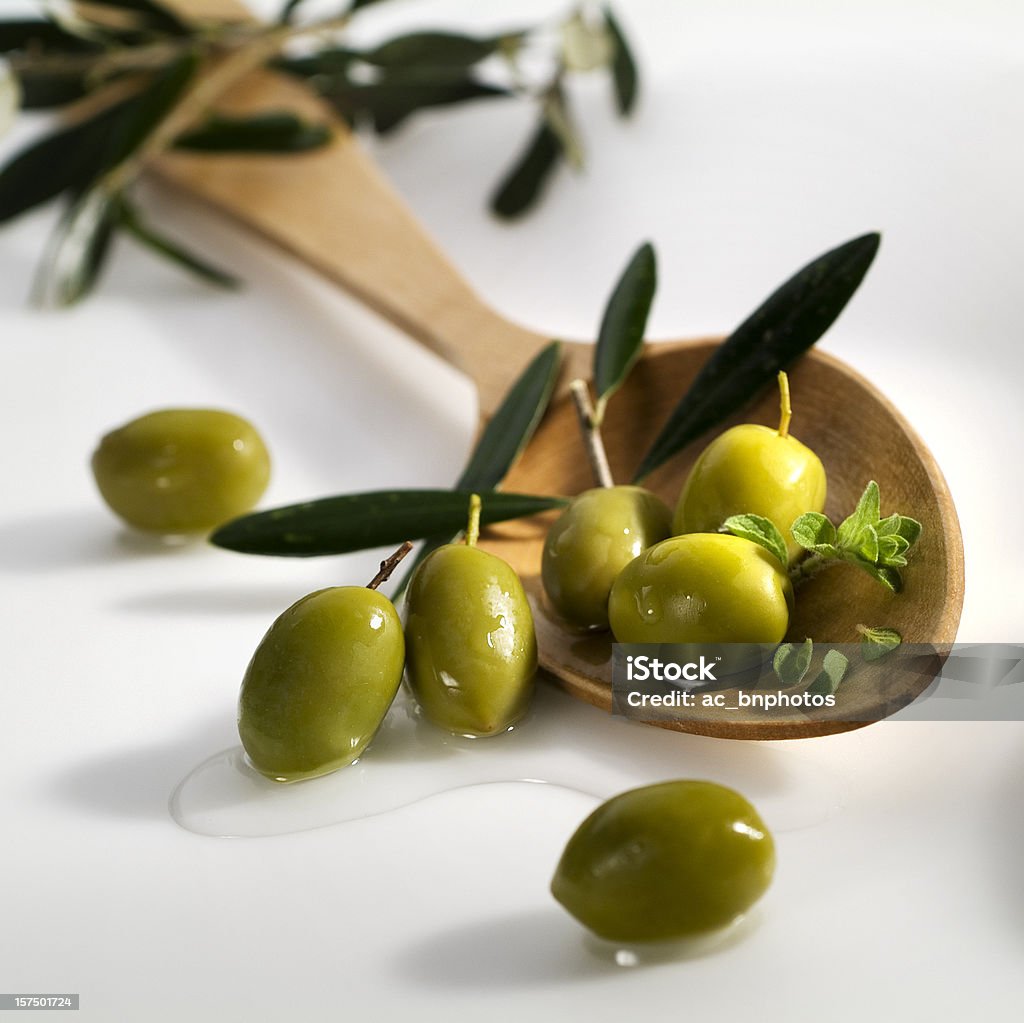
left=170, top=685, right=840, bottom=838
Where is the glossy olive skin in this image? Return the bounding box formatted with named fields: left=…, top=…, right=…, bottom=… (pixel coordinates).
left=552, top=780, right=775, bottom=942
left=238, top=587, right=404, bottom=782
left=405, top=544, right=537, bottom=736
left=542, top=486, right=673, bottom=629
left=91, top=408, right=270, bottom=533
left=609, top=533, right=792, bottom=644
left=674, top=424, right=826, bottom=563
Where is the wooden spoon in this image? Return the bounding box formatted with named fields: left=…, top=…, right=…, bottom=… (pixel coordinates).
left=154, top=0, right=964, bottom=739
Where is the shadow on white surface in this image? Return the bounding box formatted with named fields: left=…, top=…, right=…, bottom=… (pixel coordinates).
left=0, top=509, right=207, bottom=573
left=46, top=715, right=236, bottom=822
left=392, top=909, right=611, bottom=988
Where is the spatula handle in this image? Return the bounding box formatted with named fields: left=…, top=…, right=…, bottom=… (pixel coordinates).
left=154, top=69, right=553, bottom=415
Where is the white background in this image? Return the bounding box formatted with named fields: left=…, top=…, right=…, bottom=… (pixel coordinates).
left=1, top=1, right=1022, bottom=1020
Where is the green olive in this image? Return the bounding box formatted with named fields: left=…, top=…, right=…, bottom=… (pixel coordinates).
left=551, top=780, right=775, bottom=942
left=238, top=587, right=404, bottom=782
left=674, top=422, right=826, bottom=564
left=541, top=486, right=673, bottom=629
left=91, top=408, right=270, bottom=533
left=608, top=533, right=792, bottom=644
left=405, top=544, right=537, bottom=736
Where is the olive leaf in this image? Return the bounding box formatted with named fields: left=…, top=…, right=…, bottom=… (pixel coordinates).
left=806, top=649, right=849, bottom=697
left=329, top=72, right=509, bottom=135
left=0, top=20, right=100, bottom=54
left=774, top=639, right=814, bottom=686
left=32, top=187, right=120, bottom=308
left=119, top=200, right=239, bottom=289
left=394, top=341, right=563, bottom=594
left=593, top=242, right=656, bottom=416
left=459, top=341, right=562, bottom=491
left=210, top=490, right=567, bottom=557
left=174, top=112, right=332, bottom=153
left=604, top=6, right=638, bottom=115
left=490, top=117, right=562, bottom=219
left=724, top=514, right=788, bottom=569
left=858, top=625, right=902, bottom=662
left=361, top=31, right=518, bottom=69
left=633, top=232, right=882, bottom=481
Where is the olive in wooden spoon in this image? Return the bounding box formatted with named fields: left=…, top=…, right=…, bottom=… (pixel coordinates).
left=154, top=1, right=964, bottom=739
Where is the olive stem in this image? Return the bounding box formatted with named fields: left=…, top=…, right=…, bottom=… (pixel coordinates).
left=569, top=378, right=614, bottom=488
left=465, top=493, right=482, bottom=548
left=777, top=370, right=792, bottom=439
left=367, top=541, right=413, bottom=590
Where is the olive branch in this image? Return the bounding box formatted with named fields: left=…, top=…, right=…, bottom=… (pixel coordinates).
left=0, top=0, right=639, bottom=305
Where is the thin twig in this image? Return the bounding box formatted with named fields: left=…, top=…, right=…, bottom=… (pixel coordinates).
left=367, top=541, right=414, bottom=591
left=569, top=378, right=614, bottom=488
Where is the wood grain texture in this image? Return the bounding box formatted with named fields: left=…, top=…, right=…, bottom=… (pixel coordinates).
left=153, top=0, right=964, bottom=738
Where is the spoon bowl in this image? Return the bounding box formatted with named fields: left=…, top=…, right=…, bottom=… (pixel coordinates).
left=154, top=4, right=964, bottom=738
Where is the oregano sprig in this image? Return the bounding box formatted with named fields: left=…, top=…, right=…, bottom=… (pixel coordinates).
left=790, top=481, right=923, bottom=592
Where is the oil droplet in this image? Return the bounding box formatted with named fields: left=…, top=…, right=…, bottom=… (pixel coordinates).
left=170, top=685, right=841, bottom=839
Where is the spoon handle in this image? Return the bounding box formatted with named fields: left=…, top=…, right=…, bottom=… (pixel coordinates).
left=153, top=69, right=557, bottom=416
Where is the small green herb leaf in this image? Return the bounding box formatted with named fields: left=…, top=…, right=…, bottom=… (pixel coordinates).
left=120, top=201, right=239, bottom=290
left=856, top=562, right=903, bottom=593
left=837, top=480, right=880, bottom=548
left=806, top=649, right=849, bottom=696
left=490, top=117, right=562, bottom=219
left=858, top=625, right=902, bottom=661
left=633, top=233, right=881, bottom=481
left=593, top=242, right=655, bottom=412
left=603, top=6, right=638, bottom=115
left=724, top=514, right=788, bottom=568
left=174, top=112, right=331, bottom=153
left=791, top=512, right=837, bottom=553
left=774, top=638, right=813, bottom=686
left=211, top=490, right=567, bottom=557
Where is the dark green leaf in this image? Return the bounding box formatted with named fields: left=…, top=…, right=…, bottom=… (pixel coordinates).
left=14, top=69, right=92, bottom=110
left=0, top=20, right=100, bottom=53
left=395, top=340, right=561, bottom=595
left=593, top=242, right=655, bottom=407
left=603, top=6, right=638, bottom=115
left=274, top=47, right=361, bottom=81
left=33, top=188, right=120, bottom=307
left=279, top=0, right=306, bottom=23
left=362, top=31, right=512, bottom=68
left=806, top=649, right=849, bottom=696
left=119, top=201, right=239, bottom=290
left=102, top=51, right=199, bottom=167
left=0, top=96, right=132, bottom=224
left=724, top=513, right=788, bottom=568
left=791, top=511, right=837, bottom=553
left=84, top=0, right=190, bottom=36
left=350, top=0, right=396, bottom=10
left=859, top=626, right=902, bottom=662
left=490, top=118, right=562, bottom=219
left=774, top=638, right=813, bottom=686
left=329, top=72, right=508, bottom=134
left=632, top=233, right=881, bottom=481
left=210, top=490, right=567, bottom=557
left=174, top=112, right=331, bottom=153
left=459, top=341, right=562, bottom=491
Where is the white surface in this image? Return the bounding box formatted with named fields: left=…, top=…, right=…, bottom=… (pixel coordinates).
left=2, top=2, right=1023, bottom=1020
